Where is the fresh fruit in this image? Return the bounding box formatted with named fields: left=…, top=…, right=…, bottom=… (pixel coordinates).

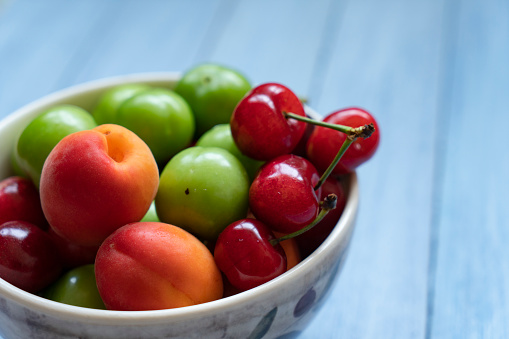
left=0, top=220, right=62, bottom=293
left=291, top=122, right=315, bottom=157
left=296, top=176, right=347, bottom=257
left=196, top=123, right=264, bottom=181
left=230, top=83, right=306, bottom=161
left=92, top=83, right=151, bottom=124
left=214, top=218, right=287, bottom=291
left=274, top=232, right=301, bottom=270
left=41, top=264, right=106, bottom=309
left=47, top=227, right=99, bottom=270
left=116, top=88, right=195, bottom=164
left=155, top=146, right=249, bottom=240
left=0, top=176, right=48, bottom=229
left=0, top=66, right=382, bottom=308
left=249, top=154, right=321, bottom=234
left=306, top=107, right=380, bottom=175
left=10, top=149, right=26, bottom=178
left=40, top=124, right=159, bottom=246
left=15, top=105, right=97, bottom=187
left=174, top=64, right=251, bottom=137
left=95, top=222, right=223, bottom=311
left=216, top=194, right=337, bottom=292
left=140, top=201, right=159, bottom=222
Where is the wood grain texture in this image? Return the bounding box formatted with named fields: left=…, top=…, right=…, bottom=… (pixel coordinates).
left=0, top=0, right=508, bottom=338
left=302, top=0, right=446, bottom=337
left=69, top=0, right=224, bottom=84
left=0, top=0, right=120, bottom=118
left=429, top=0, right=509, bottom=337
left=204, top=0, right=335, bottom=98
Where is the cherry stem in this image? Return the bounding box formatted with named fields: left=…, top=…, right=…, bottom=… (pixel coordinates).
left=284, top=112, right=375, bottom=140
left=270, top=193, right=338, bottom=245
left=313, top=137, right=353, bottom=191
left=284, top=111, right=375, bottom=191
left=313, top=122, right=374, bottom=190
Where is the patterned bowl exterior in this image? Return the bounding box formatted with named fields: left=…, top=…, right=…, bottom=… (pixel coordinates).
left=0, top=73, right=359, bottom=339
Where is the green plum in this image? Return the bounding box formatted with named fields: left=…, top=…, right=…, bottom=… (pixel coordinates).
left=140, top=200, right=160, bottom=222
left=92, top=83, right=151, bottom=125
left=174, top=64, right=251, bottom=137
left=155, top=146, right=249, bottom=240
left=10, top=146, right=26, bottom=177
left=196, top=124, right=264, bottom=181
left=15, top=105, right=97, bottom=187
left=41, top=264, right=106, bottom=309
left=116, top=88, right=195, bottom=164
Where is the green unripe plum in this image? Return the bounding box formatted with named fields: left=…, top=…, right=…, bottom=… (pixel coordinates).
left=196, top=124, right=264, bottom=181
left=10, top=147, right=26, bottom=177
left=41, top=264, right=106, bottom=309
left=15, top=105, right=97, bottom=187
left=140, top=201, right=160, bottom=222
left=116, top=88, right=195, bottom=164
left=155, top=146, right=249, bottom=240
left=92, top=83, right=151, bottom=125
left=174, top=64, right=251, bottom=137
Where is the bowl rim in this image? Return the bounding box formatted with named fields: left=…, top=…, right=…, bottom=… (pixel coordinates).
left=0, top=72, right=359, bottom=325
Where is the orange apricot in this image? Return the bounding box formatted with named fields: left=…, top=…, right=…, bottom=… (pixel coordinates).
left=274, top=232, right=301, bottom=270
left=40, top=124, right=159, bottom=247
left=95, top=222, right=223, bottom=311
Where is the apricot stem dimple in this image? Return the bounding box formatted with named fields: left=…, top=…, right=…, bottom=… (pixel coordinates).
left=103, top=131, right=125, bottom=163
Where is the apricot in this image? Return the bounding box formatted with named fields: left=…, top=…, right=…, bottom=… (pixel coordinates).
left=40, top=124, right=159, bottom=246
left=95, top=222, right=223, bottom=311
left=274, top=232, right=301, bottom=270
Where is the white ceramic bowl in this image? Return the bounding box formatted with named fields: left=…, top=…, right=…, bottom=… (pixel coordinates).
left=0, top=73, right=358, bottom=339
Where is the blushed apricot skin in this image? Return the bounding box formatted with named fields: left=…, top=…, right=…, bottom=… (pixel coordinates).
left=95, top=222, right=223, bottom=311
left=279, top=237, right=301, bottom=271
left=40, top=124, right=159, bottom=247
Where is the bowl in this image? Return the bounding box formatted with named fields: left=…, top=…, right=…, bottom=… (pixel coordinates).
left=0, top=73, right=358, bottom=339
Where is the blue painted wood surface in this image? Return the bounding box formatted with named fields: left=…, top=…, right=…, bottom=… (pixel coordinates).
left=0, top=0, right=508, bottom=337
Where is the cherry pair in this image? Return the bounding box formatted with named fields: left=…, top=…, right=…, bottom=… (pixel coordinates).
left=214, top=82, right=380, bottom=292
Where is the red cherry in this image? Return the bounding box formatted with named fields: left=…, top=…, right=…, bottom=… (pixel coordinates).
left=0, top=176, right=48, bottom=230
left=47, top=227, right=99, bottom=270
left=306, top=108, right=380, bottom=175
left=296, top=176, right=347, bottom=257
left=291, top=121, right=315, bottom=157
left=230, top=83, right=306, bottom=160
left=214, top=218, right=287, bottom=291
left=249, top=154, right=320, bottom=234
left=0, top=220, right=62, bottom=292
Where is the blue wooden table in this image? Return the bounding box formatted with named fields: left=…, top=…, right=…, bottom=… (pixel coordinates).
left=1, top=0, right=508, bottom=338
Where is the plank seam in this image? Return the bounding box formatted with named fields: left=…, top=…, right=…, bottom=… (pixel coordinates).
left=52, top=1, right=129, bottom=89
left=192, top=0, right=240, bottom=63
left=306, top=0, right=349, bottom=115
left=425, top=1, right=461, bottom=338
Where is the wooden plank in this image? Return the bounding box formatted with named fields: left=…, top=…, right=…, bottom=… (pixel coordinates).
left=302, top=0, right=447, bottom=337
left=203, top=0, right=335, bottom=98
left=0, top=0, right=118, bottom=119
left=429, top=0, right=509, bottom=337
left=69, top=0, right=223, bottom=85
left=0, top=0, right=226, bottom=118
left=5, top=0, right=507, bottom=338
